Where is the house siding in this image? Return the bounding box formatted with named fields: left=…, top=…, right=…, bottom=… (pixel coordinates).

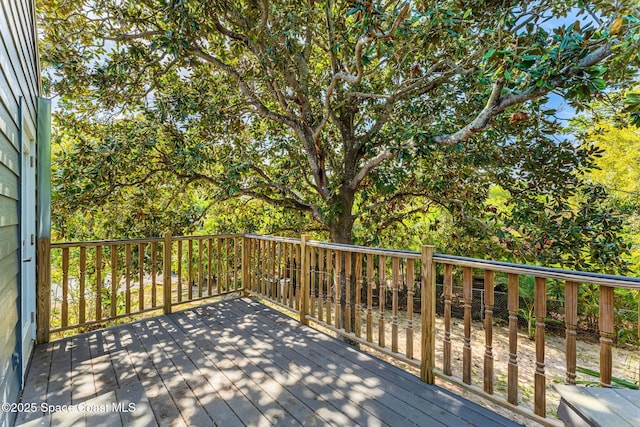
left=0, top=0, right=39, bottom=425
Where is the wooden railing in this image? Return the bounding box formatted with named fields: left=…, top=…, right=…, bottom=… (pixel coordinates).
left=243, top=235, right=640, bottom=425
left=38, top=233, right=640, bottom=425
left=37, top=233, right=243, bottom=340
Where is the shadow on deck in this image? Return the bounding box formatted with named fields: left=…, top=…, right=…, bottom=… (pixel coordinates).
left=16, top=297, right=521, bottom=426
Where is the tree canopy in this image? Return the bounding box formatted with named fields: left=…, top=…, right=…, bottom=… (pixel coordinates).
left=40, top=1, right=640, bottom=271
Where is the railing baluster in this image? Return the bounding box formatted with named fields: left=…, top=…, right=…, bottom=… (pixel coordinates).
left=259, top=239, right=265, bottom=297
left=280, top=241, right=285, bottom=303
left=421, top=245, right=436, bottom=384
left=241, top=236, right=249, bottom=296
left=299, top=235, right=309, bottom=324
left=61, top=247, right=69, bottom=328
left=345, top=251, right=352, bottom=334
left=288, top=243, right=295, bottom=308
left=392, top=257, right=399, bottom=353
left=378, top=255, right=386, bottom=348
left=208, top=238, right=213, bottom=296
left=295, top=243, right=301, bottom=310
left=463, top=267, right=473, bottom=385
left=366, top=253, right=374, bottom=343
left=96, top=245, right=102, bottom=321
left=335, top=250, right=342, bottom=330
left=270, top=240, right=276, bottom=298
left=406, top=259, right=414, bottom=359
left=151, top=242, right=157, bottom=307
left=318, top=247, right=324, bottom=322
left=507, top=273, right=519, bottom=405
left=355, top=252, right=363, bottom=338
left=234, top=236, right=239, bottom=291
left=198, top=239, right=203, bottom=298
left=111, top=244, right=118, bottom=318
left=217, top=238, right=223, bottom=295
left=600, top=285, right=614, bottom=388
left=565, top=281, right=578, bottom=385
left=79, top=246, right=86, bottom=324
left=310, top=246, right=316, bottom=317
left=224, top=238, right=231, bottom=292
left=484, top=270, right=495, bottom=394
left=254, top=239, right=258, bottom=294
left=163, top=233, right=172, bottom=314
left=125, top=244, right=131, bottom=314
left=443, top=264, right=453, bottom=376
left=188, top=239, right=194, bottom=301
left=534, top=276, right=547, bottom=417
left=326, top=249, right=333, bottom=324
left=138, top=243, right=144, bottom=311
left=177, top=241, right=183, bottom=302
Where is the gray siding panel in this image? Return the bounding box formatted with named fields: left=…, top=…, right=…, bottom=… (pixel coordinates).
left=0, top=1, right=39, bottom=426
left=0, top=252, right=20, bottom=296
left=0, top=129, right=19, bottom=174
left=0, top=195, right=18, bottom=227
left=0, top=163, right=18, bottom=200
left=0, top=6, right=37, bottom=120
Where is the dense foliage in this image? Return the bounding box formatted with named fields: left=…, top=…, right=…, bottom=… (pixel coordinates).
left=40, top=1, right=640, bottom=273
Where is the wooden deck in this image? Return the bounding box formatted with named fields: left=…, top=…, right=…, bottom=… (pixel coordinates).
left=15, top=297, right=521, bottom=426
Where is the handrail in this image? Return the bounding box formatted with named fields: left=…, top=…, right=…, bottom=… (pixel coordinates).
left=51, top=233, right=243, bottom=248
left=299, top=236, right=640, bottom=288
left=41, top=233, right=245, bottom=340
left=51, top=237, right=164, bottom=247
left=244, top=233, right=301, bottom=244
left=434, top=254, right=640, bottom=289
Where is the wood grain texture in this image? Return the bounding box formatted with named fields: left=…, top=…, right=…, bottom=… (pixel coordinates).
left=565, top=281, right=578, bottom=385
left=507, top=273, right=519, bottom=405
left=599, top=286, right=614, bottom=388
left=421, top=246, right=436, bottom=384
left=463, top=267, right=473, bottom=385
left=443, top=263, right=453, bottom=376
left=21, top=297, right=521, bottom=427
left=484, top=270, right=495, bottom=394
left=534, top=276, right=546, bottom=417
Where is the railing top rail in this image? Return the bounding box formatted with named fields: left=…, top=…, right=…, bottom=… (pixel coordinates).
left=434, top=254, right=640, bottom=289
left=257, top=235, right=640, bottom=289
left=306, top=239, right=422, bottom=259
left=50, top=232, right=640, bottom=289
left=245, top=234, right=301, bottom=244
left=173, top=234, right=243, bottom=240
left=51, top=237, right=164, bottom=248
left=51, top=233, right=243, bottom=248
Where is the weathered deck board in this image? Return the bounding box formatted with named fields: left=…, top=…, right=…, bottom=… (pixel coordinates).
left=228, top=298, right=514, bottom=427
left=555, top=384, right=640, bottom=426
left=16, top=297, right=522, bottom=427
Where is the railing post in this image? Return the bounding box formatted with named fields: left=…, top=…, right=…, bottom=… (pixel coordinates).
left=534, top=277, right=547, bottom=417
left=163, top=232, right=172, bottom=315
left=36, top=237, right=51, bottom=344
left=299, top=235, right=309, bottom=325
left=242, top=235, right=250, bottom=297
left=599, top=285, right=614, bottom=387
left=565, top=281, right=579, bottom=385
left=420, top=245, right=436, bottom=384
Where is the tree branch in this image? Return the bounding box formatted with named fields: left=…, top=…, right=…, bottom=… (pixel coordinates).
left=351, top=150, right=397, bottom=189
left=188, top=46, right=302, bottom=132
left=313, top=2, right=410, bottom=141
left=432, top=43, right=615, bottom=146
left=249, top=163, right=315, bottom=212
